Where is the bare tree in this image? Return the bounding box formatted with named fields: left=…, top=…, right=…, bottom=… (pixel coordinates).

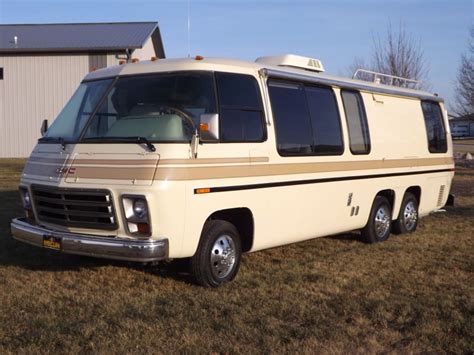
left=371, top=21, right=429, bottom=88
left=452, top=26, right=474, bottom=116
left=345, top=21, right=430, bottom=90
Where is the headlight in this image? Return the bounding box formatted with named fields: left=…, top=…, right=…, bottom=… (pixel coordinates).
left=122, top=195, right=151, bottom=237
left=19, top=187, right=32, bottom=210
left=133, top=199, right=147, bottom=219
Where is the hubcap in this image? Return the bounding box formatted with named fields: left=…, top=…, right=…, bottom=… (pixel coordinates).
left=375, top=205, right=391, bottom=238
left=210, top=235, right=236, bottom=279
left=403, top=201, right=418, bottom=230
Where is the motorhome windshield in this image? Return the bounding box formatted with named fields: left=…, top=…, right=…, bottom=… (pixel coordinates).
left=43, top=72, right=218, bottom=143
left=42, top=79, right=113, bottom=142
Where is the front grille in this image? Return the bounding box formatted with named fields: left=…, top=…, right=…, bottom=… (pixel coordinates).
left=31, top=185, right=117, bottom=230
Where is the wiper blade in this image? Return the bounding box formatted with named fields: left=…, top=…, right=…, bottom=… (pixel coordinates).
left=82, top=136, right=156, bottom=152
left=38, top=136, right=67, bottom=150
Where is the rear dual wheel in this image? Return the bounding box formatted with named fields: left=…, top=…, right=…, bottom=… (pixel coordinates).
left=393, top=192, right=419, bottom=234
left=362, top=196, right=392, bottom=243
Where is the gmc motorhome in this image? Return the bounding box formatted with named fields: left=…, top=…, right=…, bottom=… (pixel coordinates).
left=11, top=54, right=454, bottom=287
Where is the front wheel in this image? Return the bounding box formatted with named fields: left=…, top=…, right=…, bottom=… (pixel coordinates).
left=190, top=220, right=241, bottom=287
left=361, top=196, right=392, bottom=243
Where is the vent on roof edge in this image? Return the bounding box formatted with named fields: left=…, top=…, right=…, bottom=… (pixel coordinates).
left=255, top=54, right=325, bottom=73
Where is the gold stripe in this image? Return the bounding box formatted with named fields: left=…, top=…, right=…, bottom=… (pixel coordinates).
left=154, top=157, right=454, bottom=181
left=24, top=156, right=453, bottom=181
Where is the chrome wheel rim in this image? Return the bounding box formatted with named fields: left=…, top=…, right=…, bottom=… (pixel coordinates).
left=403, top=201, right=418, bottom=231
left=375, top=205, right=391, bottom=238
left=210, top=235, right=236, bottom=279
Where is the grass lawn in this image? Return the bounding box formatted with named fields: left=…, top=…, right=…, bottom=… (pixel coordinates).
left=0, top=159, right=472, bottom=353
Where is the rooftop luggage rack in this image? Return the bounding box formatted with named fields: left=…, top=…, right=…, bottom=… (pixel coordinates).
left=352, top=69, right=422, bottom=90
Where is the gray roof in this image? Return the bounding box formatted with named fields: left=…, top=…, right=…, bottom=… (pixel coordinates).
left=0, top=22, right=164, bottom=55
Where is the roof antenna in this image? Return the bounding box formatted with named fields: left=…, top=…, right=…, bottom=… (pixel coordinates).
left=13, top=36, right=18, bottom=47
left=187, top=0, right=191, bottom=58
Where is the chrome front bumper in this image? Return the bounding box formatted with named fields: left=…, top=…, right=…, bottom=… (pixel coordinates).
left=10, top=218, right=168, bottom=262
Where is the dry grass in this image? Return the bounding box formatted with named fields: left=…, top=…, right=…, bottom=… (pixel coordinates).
left=0, top=159, right=472, bottom=353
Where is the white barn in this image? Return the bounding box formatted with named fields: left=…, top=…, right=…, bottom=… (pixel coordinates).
left=0, top=22, right=165, bottom=157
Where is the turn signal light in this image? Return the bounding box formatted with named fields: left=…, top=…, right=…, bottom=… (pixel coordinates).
left=131, top=58, right=139, bottom=63
left=195, top=55, right=204, bottom=61
left=199, top=123, right=209, bottom=132
left=150, top=56, right=158, bottom=61
left=119, top=60, right=126, bottom=65
left=137, top=223, right=150, bottom=234
left=196, top=188, right=210, bottom=194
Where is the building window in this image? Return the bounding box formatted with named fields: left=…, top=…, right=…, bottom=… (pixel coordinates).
left=216, top=72, right=266, bottom=142
left=341, top=90, right=371, bottom=154
left=421, top=101, right=447, bottom=153
left=268, top=80, right=343, bottom=156
left=0, top=68, right=3, bottom=80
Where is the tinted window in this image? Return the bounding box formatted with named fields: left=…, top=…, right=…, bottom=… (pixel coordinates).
left=82, top=72, right=217, bottom=142
left=341, top=90, right=371, bottom=154
left=305, top=86, right=343, bottom=155
left=268, top=81, right=313, bottom=155
left=421, top=101, right=447, bottom=153
left=216, top=73, right=265, bottom=142
left=0, top=68, right=3, bottom=80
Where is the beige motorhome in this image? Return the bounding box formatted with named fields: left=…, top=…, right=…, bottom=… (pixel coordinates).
left=11, top=54, right=454, bottom=287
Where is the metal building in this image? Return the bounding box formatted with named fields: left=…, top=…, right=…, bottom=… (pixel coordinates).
left=0, top=22, right=165, bottom=157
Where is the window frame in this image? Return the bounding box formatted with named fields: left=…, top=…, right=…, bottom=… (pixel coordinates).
left=268, top=78, right=345, bottom=157
left=0, top=67, right=3, bottom=80
left=340, top=89, right=371, bottom=155
left=420, top=100, right=448, bottom=154
left=215, top=71, right=267, bottom=143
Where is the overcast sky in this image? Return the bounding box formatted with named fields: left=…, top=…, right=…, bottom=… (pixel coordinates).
left=1, top=0, right=472, bottom=110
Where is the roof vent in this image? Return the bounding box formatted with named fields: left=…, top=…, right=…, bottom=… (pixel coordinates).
left=256, top=54, right=325, bottom=72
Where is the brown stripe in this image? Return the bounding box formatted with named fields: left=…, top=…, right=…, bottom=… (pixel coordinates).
left=154, top=157, right=454, bottom=181
left=72, top=159, right=158, bottom=166
left=159, top=157, right=270, bottom=165
left=67, top=166, right=156, bottom=181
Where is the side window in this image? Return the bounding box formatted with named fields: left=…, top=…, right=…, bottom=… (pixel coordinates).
left=421, top=101, right=447, bottom=153
left=268, top=81, right=313, bottom=155
left=305, top=86, right=344, bottom=155
left=341, top=90, right=371, bottom=154
left=216, top=72, right=265, bottom=142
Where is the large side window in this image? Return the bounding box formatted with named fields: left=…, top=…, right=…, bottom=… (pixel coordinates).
left=268, top=80, right=343, bottom=156
left=305, top=86, right=344, bottom=155
left=341, top=90, right=371, bottom=154
left=216, top=72, right=265, bottom=142
left=421, top=101, right=447, bottom=153
left=268, top=81, right=313, bottom=155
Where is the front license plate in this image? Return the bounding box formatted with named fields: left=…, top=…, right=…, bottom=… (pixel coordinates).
left=43, top=235, right=62, bottom=250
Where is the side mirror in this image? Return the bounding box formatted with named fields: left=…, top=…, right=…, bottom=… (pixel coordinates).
left=40, top=119, right=48, bottom=136
left=199, top=113, right=219, bottom=142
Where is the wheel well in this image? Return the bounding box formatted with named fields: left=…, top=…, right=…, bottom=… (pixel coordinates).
left=405, top=186, right=421, bottom=203
left=376, top=189, right=395, bottom=210
left=207, top=208, right=254, bottom=252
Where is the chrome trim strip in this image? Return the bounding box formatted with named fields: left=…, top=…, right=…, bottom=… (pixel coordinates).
left=10, top=218, right=168, bottom=262
left=261, top=68, right=443, bottom=103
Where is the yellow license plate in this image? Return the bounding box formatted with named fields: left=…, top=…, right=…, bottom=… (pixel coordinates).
left=43, top=235, right=62, bottom=250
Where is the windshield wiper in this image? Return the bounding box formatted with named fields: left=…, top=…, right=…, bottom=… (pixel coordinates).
left=38, top=136, right=67, bottom=150
left=82, top=136, right=156, bottom=152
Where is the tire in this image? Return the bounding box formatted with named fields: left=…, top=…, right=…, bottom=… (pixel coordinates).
left=361, top=196, right=392, bottom=243
left=190, top=220, right=241, bottom=287
left=393, top=192, right=419, bottom=234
